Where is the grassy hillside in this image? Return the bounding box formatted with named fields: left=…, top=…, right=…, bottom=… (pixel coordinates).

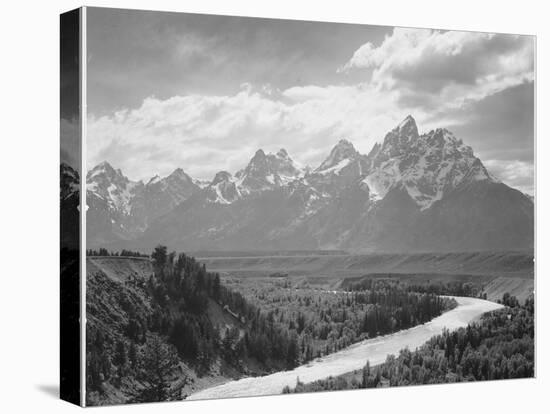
left=87, top=256, right=153, bottom=282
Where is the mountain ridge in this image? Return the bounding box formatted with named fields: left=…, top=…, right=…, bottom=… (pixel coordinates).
left=61, top=115, right=533, bottom=252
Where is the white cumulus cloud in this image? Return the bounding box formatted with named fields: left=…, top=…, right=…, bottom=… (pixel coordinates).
left=87, top=84, right=421, bottom=182
left=339, top=28, right=534, bottom=109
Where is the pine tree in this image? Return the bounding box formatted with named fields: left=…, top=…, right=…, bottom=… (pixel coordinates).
left=362, top=360, right=371, bottom=388
left=133, top=334, right=180, bottom=403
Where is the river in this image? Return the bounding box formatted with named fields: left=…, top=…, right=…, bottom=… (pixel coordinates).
left=188, top=296, right=503, bottom=400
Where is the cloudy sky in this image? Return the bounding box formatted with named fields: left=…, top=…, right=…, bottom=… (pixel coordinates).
left=85, top=7, right=535, bottom=194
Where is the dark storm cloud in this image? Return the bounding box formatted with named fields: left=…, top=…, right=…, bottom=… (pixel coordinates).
left=448, top=81, right=534, bottom=162
left=60, top=119, right=80, bottom=167
left=432, top=81, right=535, bottom=194
left=86, top=7, right=389, bottom=115
left=390, top=34, right=533, bottom=93
left=60, top=10, right=81, bottom=168
left=60, top=10, right=80, bottom=120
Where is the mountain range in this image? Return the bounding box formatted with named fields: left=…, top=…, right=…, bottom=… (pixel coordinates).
left=61, top=115, right=534, bottom=252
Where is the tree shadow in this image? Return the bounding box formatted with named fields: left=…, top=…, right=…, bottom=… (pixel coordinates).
left=36, top=384, right=59, bottom=399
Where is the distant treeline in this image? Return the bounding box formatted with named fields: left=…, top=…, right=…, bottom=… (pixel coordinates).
left=345, top=277, right=487, bottom=299
left=86, top=248, right=149, bottom=257
left=406, top=281, right=484, bottom=298
left=284, top=294, right=534, bottom=394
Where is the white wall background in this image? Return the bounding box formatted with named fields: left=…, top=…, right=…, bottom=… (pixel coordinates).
left=0, top=0, right=546, bottom=412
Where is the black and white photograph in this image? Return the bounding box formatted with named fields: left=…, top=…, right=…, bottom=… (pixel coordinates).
left=58, top=6, right=539, bottom=406
left=4, top=0, right=550, bottom=411
left=7, top=0, right=550, bottom=412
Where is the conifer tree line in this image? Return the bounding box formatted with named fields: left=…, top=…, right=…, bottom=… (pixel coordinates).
left=346, top=277, right=486, bottom=299
left=87, top=248, right=149, bottom=257
left=284, top=294, right=534, bottom=394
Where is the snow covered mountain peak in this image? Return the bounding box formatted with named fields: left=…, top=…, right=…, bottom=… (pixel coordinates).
left=316, top=139, right=360, bottom=173
left=60, top=162, right=80, bottom=200
left=388, top=114, right=418, bottom=139
left=399, top=114, right=416, bottom=126
left=143, top=168, right=194, bottom=192
left=143, top=167, right=198, bottom=212
left=276, top=148, right=290, bottom=159
left=362, top=118, right=493, bottom=209
left=234, top=148, right=302, bottom=194
left=84, top=161, right=200, bottom=240
left=460, top=157, right=498, bottom=185
left=86, top=161, right=143, bottom=215
left=212, top=171, right=233, bottom=186
left=162, top=168, right=194, bottom=186
left=206, top=171, right=241, bottom=204
left=371, top=115, right=420, bottom=162
left=169, top=167, right=188, bottom=178
left=87, top=160, right=125, bottom=182
left=147, top=175, right=161, bottom=186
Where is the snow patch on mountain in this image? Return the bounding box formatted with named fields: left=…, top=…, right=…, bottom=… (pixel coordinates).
left=361, top=117, right=496, bottom=210
left=60, top=163, right=80, bottom=200
left=147, top=175, right=161, bottom=185
left=317, top=158, right=351, bottom=175
left=316, top=139, right=359, bottom=173
left=207, top=148, right=305, bottom=202
left=86, top=161, right=142, bottom=214
left=207, top=171, right=241, bottom=205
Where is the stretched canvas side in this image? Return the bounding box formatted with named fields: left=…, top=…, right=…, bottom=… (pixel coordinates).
left=60, top=7, right=85, bottom=407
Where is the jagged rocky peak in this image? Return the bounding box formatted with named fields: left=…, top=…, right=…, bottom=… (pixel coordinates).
left=236, top=147, right=302, bottom=192
left=87, top=161, right=129, bottom=193
left=60, top=162, right=80, bottom=199
left=243, top=149, right=270, bottom=176
left=166, top=167, right=193, bottom=184
left=251, top=148, right=266, bottom=162
left=86, top=161, right=144, bottom=216
left=146, top=174, right=161, bottom=186
left=317, top=139, right=359, bottom=172
left=425, top=128, right=457, bottom=145
left=276, top=148, right=289, bottom=159
left=170, top=167, right=186, bottom=177
left=460, top=157, right=496, bottom=185
left=397, top=114, right=419, bottom=136
left=270, top=148, right=301, bottom=177
left=377, top=115, right=420, bottom=158
left=212, top=170, right=233, bottom=185
left=86, top=160, right=132, bottom=189
left=207, top=171, right=240, bottom=204
left=245, top=148, right=298, bottom=171
left=424, top=128, right=473, bottom=155
left=367, top=142, right=381, bottom=158
left=145, top=168, right=194, bottom=189
left=88, top=160, right=116, bottom=178
left=61, top=162, right=79, bottom=181
left=361, top=116, right=498, bottom=210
